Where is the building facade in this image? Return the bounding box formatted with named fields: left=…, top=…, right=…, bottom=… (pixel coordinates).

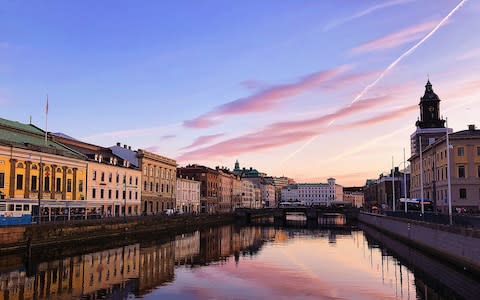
left=177, top=165, right=219, bottom=213
left=111, top=144, right=176, bottom=215
left=241, top=179, right=255, bottom=208
left=176, top=176, right=201, bottom=213
left=53, top=135, right=142, bottom=216
left=363, top=169, right=410, bottom=212
left=410, top=125, right=480, bottom=213
left=281, top=178, right=343, bottom=206
left=0, top=118, right=88, bottom=211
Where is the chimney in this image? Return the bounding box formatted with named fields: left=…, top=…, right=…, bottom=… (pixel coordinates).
left=128, top=146, right=132, bottom=150
left=468, top=124, right=476, bottom=131
left=116, top=142, right=121, bottom=147
left=123, top=144, right=127, bottom=149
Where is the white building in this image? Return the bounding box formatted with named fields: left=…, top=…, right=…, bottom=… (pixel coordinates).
left=241, top=179, right=255, bottom=208
left=176, top=176, right=201, bottom=213
left=281, top=178, right=343, bottom=206
left=261, top=184, right=276, bottom=207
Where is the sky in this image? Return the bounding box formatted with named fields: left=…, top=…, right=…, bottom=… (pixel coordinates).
left=1, top=0, right=480, bottom=186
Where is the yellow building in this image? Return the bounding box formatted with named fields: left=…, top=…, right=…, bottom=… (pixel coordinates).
left=0, top=118, right=88, bottom=211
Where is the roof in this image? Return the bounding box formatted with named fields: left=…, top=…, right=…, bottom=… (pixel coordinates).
left=0, top=117, right=86, bottom=160
left=110, top=145, right=139, bottom=168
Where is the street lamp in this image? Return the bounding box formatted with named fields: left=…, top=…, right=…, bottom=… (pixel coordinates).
left=446, top=118, right=453, bottom=225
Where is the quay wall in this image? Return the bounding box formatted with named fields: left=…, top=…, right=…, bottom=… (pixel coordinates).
left=358, top=212, right=480, bottom=275
left=0, top=214, right=234, bottom=254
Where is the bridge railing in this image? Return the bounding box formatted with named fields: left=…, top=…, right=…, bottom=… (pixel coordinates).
left=385, top=211, right=480, bottom=229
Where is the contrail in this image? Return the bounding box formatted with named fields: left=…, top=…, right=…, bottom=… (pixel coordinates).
left=281, top=0, right=468, bottom=164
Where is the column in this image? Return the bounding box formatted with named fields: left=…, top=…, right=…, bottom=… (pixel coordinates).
left=50, top=165, right=57, bottom=199
left=72, top=168, right=78, bottom=200
left=62, top=166, right=67, bottom=200
left=9, top=158, right=17, bottom=198
left=39, top=162, right=44, bottom=200
left=24, top=161, right=31, bottom=198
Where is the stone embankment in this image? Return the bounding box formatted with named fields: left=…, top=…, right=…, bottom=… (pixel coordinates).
left=0, top=214, right=234, bottom=255
left=359, top=212, right=480, bottom=275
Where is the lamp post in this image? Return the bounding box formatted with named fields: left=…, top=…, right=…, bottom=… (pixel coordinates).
left=391, top=156, right=395, bottom=212
left=419, top=136, right=425, bottom=214
left=403, top=148, right=407, bottom=213
left=446, top=118, right=453, bottom=225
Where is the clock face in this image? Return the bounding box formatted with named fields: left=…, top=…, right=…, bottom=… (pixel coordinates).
left=428, top=106, right=435, bottom=112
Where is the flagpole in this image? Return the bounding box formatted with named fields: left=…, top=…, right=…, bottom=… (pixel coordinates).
left=45, top=94, right=48, bottom=146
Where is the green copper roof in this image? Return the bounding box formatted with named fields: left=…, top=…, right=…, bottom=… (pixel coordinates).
left=0, top=117, right=86, bottom=160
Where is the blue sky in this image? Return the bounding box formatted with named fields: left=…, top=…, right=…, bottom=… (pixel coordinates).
left=1, top=0, right=480, bottom=185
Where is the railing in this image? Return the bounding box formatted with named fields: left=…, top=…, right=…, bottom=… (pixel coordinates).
left=385, top=211, right=480, bottom=229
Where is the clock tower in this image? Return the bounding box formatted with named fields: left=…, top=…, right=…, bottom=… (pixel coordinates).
left=415, top=80, right=445, bottom=129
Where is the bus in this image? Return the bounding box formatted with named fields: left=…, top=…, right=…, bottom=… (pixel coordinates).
left=399, top=198, right=434, bottom=212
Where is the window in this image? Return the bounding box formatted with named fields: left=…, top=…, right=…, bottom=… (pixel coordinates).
left=23, top=204, right=29, bottom=211
left=143, top=166, right=147, bottom=176
left=109, top=173, right=112, bottom=183
left=123, top=175, right=126, bottom=184
left=101, top=172, right=105, bottom=182
left=116, top=190, right=119, bottom=199
left=150, top=182, right=153, bottom=192
left=458, top=166, right=465, bottom=178
left=92, top=171, right=97, bottom=180
left=129, top=176, right=132, bottom=185
left=67, top=179, right=72, bottom=192
left=56, top=178, right=62, bottom=192
left=0, top=172, right=4, bottom=188
left=478, top=166, right=480, bottom=178
left=459, top=188, right=467, bottom=199
left=31, top=175, right=38, bottom=191
left=457, top=147, right=464, bottom=157
left=156, top=183, right=159, bottom=192
left=92, top=188, right=96, bottom=199
left=166, top=185, right=169, bottom=193
left=123, top=191, right=126, bottom=200
left=16, top=174, right=23, bottom=190
left=135, top=192, right=138, bottom=200
left=100, top=189, right=104, bottom=199
left=477, top=147, right=480, bottom=156
left=116, top=174, right=119, bottom=183
left=108, top=189, right=112, bottom=199
left=129, top=191, right=132, bottom=200
left=135, top=177, right=138, bottom=185
left=79, top=180, right=84, bottom=193
left=144, top=181, right=147, bottom=191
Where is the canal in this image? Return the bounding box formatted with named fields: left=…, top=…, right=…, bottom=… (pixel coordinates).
left=0, top=220, right=479, bottom=299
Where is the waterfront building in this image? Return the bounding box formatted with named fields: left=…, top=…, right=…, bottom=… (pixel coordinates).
left=177, top=164, right=219, bottom=213
left=410, top=125, right=480, bottom=213
left=217, top=167, right=234, bottom=212
left=281, top=178, right=343, bottom=206
left=111, top=144, right=177, bottom=215
left=233, top=175, right=243, bottom=209
left=264, top=176, right=295, bottom=204
left=138, top=242, right=175, bottom=295
left=261, top=183, right=276, bottom=207
left=176, top=175, right=201, bottom=213
left=343, top=191, right=364, bottom=208
left=363, top=169, right=410, bottom=212
left=241, top=179, right=255, bottom=208
left=0, top=118, right=88, bottom=210
left=254, top=187, right=261, bottom=208
left=175, top=231, right=200, bottom=265
left=232, top=160, right=267, bottom=178
left=53, top=135, right=142, bottom=216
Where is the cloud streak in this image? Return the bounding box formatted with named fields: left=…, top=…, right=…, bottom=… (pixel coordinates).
left=177, top=103, right=416, bottom=162
left=350, top=20, right=440, bottom=55
left=183, top=65, right=351, bottom=128
left=324, top=0, right=414, bottom=31
left=180, top=133, right=225, bottom=150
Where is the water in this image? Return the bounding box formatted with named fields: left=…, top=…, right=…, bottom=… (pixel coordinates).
left=0, top=223, right=478, bottom=300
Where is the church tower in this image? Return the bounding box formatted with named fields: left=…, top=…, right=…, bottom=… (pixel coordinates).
left=415, top=80, right=445, bottom=129
left=410, top=79, right=451, bottom=156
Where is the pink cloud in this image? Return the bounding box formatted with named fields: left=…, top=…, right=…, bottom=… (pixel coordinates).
left=350, top=20, right=440, bottom=55
left=177, top=103, right=417, bottom=162
left=180, top=133, right=225, bottom=150
left=183, top=65, right=351, bottom=128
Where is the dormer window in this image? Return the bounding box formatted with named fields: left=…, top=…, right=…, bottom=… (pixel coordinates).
left=110, top=157, right=113, bottom=164
left=94, top=154, right=98, bottom=161
left=113, top=158, right=117, bottom=166
left=99, top=155, right=103, bottom=163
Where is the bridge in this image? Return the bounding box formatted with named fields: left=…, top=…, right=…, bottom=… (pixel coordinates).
left=235, top=207, right=359, bottom=225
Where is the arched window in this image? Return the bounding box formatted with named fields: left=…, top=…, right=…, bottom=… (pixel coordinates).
left=144, top=181, right=147, bottom=191
left=16, top=162, right=24, bottom=168
left=31, top=164, right=38, bottom=170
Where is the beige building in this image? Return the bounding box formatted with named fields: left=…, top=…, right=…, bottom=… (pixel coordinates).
left=410, top=125, right=480, bottom=212
left=343, top=191, right=364, bottom=208
left=53, top=135, right=142, bottom=216
left=111, top=144, right=177, bottom=215
left=217, top=168, right=234, bottom=212
left=176, top=175, right=201, bottom=213
left=241, top=179, right=255, bottom=208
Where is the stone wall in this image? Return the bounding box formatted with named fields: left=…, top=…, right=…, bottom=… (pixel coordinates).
left=358, top=212, right=480, bottom=275
left=0, top=214, right=234, bottom=254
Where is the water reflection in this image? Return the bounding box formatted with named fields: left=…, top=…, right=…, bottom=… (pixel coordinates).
left=0, top=224, right=478, bottom=299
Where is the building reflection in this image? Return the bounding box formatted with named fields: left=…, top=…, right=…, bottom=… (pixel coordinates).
left=0, top=225, right=279, bottom=299
left=0, top=244, right=140, bottom=300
